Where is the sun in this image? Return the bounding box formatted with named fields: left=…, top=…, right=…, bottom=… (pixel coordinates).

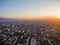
left=56, top=14, right=60, bottom=18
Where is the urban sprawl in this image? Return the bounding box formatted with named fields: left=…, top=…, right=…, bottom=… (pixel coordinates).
left=0, top=21, right=60, bottom=45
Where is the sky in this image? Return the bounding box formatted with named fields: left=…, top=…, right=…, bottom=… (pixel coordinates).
left=0, top=0, right=60, bottom=19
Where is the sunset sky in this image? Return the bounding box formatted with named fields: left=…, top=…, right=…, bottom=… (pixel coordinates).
left=0, top=0, right=60, bottom=19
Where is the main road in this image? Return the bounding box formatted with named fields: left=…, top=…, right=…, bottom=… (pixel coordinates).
left=30, top=37, right=36, bottom=45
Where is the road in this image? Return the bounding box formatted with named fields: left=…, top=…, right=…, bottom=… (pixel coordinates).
left=30, top=38, right=36, bottom=45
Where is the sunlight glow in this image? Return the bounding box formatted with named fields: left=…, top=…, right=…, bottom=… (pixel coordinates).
left=57, top=14, right=60, bottom=18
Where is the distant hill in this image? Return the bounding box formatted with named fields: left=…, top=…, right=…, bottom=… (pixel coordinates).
left=0, top=17, right=19, bottom=22
left=0, top=17, right=60, bottom=23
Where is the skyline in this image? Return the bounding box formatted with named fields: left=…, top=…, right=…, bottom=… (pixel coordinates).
left=0, top=0, right=60, bottom=19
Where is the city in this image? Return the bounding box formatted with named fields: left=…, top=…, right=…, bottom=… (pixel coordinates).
left=0, top=20, right=60, bottom=45
left=0, top=0, right=60, bottom=45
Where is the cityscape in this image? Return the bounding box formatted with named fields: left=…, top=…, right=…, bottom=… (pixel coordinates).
left=0, top=19, right=60, bottom=45
left=0, top=0, right=60, bottom=45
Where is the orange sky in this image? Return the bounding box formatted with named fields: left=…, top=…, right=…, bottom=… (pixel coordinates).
left=2, top=15, right=57, bottom=20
